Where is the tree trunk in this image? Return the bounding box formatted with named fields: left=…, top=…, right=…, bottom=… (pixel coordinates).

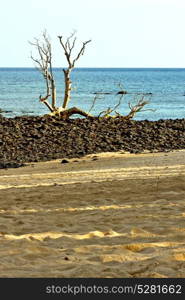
left=50, top=106, right=93, bottom=119
left=63, top=69, right=72, bottom=109
left=51, top=79, right=56, bottom=109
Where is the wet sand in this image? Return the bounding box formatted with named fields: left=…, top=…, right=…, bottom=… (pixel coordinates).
left=0, top=150, right=185, bottom=278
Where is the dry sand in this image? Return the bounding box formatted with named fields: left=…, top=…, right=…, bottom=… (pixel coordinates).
left=0, top=150, right=185, bottom=278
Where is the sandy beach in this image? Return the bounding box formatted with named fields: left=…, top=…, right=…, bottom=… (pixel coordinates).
left=0, top=150, right=185, bottom=278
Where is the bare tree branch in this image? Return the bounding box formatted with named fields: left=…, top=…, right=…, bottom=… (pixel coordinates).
left=58, top=33, right=91, bottom=109
left=72, top=40, right=91, bottom=67
left=88, top=95, right=101, bottom=114
left=30, top=31, right=56, bottom=110
left=97, top=94, right=124, bottom=118
left=126, top=98, right=154, bottom=119
left=110, top=94, right=124, bottom=114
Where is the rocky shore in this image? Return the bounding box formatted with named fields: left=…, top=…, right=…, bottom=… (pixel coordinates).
left=0, top=114, right=185, bottom=167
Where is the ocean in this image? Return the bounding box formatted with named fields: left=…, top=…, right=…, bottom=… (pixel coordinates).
left=0, top=68, right=185, bottom=120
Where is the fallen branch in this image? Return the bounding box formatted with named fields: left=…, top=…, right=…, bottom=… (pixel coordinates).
left=50, top=107, right=93, bottom=120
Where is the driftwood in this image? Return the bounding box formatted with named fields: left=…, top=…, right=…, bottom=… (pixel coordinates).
left=30, top=31, right=150, bottom=120
left=30, top=31, right=92, bottom=118
left=52, top=107, right=93, bottom=120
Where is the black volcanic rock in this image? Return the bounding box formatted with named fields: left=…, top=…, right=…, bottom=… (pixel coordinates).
left=61, top=159, right=70, bottom=164
left=116, top=90, right=128, bottom=95
left=0, top=116, right=185, bottom=167
left=0, top=162, right=25, bottom=169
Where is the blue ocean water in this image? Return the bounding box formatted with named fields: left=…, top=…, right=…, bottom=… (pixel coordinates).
left=0, top=68, right=185, bottom=120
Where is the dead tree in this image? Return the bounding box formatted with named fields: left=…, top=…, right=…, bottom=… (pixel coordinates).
left=30, top=31, right=93, bottom=118
left=30, top=31, right=150, bottom=120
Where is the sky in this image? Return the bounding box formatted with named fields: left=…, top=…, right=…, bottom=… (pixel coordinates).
left=0, top=0, right=185, bottom=68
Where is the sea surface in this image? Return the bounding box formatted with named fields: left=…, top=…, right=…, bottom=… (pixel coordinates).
left=0, top=68, right=185, bottom=120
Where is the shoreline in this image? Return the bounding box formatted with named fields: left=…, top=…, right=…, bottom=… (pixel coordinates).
left=0, top=150, right=185, bottom=277
left=1, top=149, right=185, bottom=188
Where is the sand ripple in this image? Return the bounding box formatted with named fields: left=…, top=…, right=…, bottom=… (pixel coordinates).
left=0, top=151, right=185, bottom=277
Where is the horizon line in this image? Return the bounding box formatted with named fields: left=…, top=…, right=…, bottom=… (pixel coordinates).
left=1, top=67, right=185, bottom=69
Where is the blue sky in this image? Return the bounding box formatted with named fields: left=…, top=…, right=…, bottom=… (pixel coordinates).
left=0, top=0, right=185, bottom=67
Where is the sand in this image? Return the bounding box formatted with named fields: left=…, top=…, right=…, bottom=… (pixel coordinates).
left=0, top=150, right=185, bottom=278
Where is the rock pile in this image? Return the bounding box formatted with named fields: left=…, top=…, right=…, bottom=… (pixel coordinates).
left=0, top=114, right=185, bottom=167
